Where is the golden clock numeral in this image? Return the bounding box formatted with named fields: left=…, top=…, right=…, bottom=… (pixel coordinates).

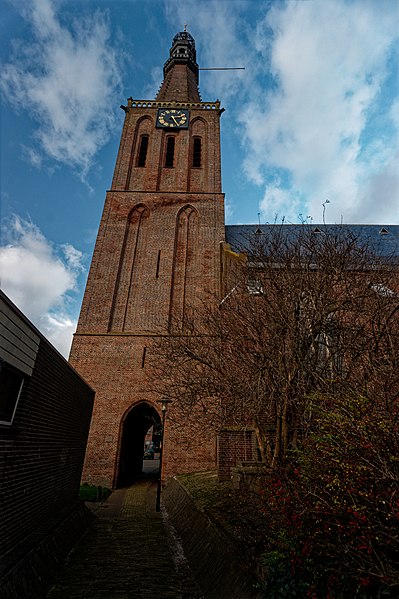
left=158, top=109, right=188, bottom=127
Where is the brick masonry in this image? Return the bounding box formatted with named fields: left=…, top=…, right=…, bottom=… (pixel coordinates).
left=163, top=477, right=262, bottom=598
left=217, top=429, right=257, bottom=481
left=0, top=293, right=94, bottom=598
left=69, top=46, right=226, bottom=488
left=69, top=32, right=255, bottom=488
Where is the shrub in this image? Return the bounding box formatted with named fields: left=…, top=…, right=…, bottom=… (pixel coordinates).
left=79, top=483, right=111, bottom=502
left=259, top=394, right=399, bottom=597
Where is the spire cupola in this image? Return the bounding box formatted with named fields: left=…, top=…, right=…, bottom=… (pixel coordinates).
left=165, top=31, right=198, bottom=83
left=156, top=31, right=200, bottom=102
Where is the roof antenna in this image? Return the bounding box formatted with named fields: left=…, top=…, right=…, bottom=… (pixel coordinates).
left=200, top=67, right=245, bottom=71
left=183, top=24, right=244, bottom=72
left=322, top=199, right=330, bottom=225
left=258, top=212, right=261, bottom=226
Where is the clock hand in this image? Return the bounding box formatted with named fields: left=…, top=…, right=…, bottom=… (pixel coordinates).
left=171, top=115, right=179, bottom=125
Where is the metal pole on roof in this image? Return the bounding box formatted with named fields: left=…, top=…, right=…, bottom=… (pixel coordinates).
left=199, top=67, right=245, bottom=70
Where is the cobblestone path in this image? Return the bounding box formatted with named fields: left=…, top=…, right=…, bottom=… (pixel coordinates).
left=45, top=479, right=203, bottom=599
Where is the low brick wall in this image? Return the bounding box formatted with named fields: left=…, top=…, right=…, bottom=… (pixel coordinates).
left=231, top=462, right=272, bottom=493
left=163, top=477, right=262, bottom=599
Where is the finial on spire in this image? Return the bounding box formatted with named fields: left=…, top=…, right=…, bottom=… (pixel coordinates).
left=184, top=23, right=189, bottom=32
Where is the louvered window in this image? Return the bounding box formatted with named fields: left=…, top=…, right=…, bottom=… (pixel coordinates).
left=137, top=135, right=149, bottom=167
left=193, top=137, right=201, bottom=167
left=165, top=137, right=175, bottom=168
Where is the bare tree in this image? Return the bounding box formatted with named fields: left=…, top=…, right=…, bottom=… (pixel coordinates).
left=150, top=226, right=399, bottom=469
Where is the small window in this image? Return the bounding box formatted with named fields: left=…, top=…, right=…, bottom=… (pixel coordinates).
left=0, top=359, right=24, bottom=425
left=247, top=279, right=263, bottom=295
left=137, top=135, right=149, bottom=167
left=192, top=137, right=202, bottom=167
left=156, top=250, right=161, bottom=278
left=165, top=137, right=175, bottom=168
left=371, top=283, right=396, bottom=298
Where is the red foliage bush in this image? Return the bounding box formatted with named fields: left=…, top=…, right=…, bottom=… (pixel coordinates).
left=259, top=394, right=399, bottom=597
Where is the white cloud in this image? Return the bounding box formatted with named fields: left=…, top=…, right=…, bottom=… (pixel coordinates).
left=145, top=66, right=164, bottom=100
left=43, top=314, right=77, bottom=360
left=260, top=185, right=304, bottom=224
left=22, top=145, right=43, bottom=169
left=241, top=0, right=399, bottom=223
left=165, top=0, right=399, bottom=224
left=62, top=243, right=85, bottom=272
left=164, top=0, right=253, bottom=102
left=0, top=0, right=122, bottom=179
left=350, top=150, right=399, bottom=224
left=0, top=216, right=84, bottom=357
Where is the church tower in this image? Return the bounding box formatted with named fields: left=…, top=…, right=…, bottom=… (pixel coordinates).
left=69, top=31, right=225, bottom=488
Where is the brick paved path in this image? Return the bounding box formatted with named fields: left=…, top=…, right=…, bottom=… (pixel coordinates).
left=45, top=479, right=203, bottom=599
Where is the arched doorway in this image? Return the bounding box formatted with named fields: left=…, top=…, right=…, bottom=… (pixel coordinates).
left=115, top=402, right=161, bottom=487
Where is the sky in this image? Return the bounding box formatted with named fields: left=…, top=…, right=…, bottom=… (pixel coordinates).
left=1, top=0, right=398, bottom=358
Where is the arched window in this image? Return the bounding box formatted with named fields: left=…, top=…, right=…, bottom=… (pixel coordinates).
left=192, top=137, right=202, bottom=167
left=137, top=135, right=149, bottom=167
left=165, top=137, right=175, bottom=168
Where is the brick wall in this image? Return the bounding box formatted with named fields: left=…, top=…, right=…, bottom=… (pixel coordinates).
left=111, top=105, right=222, bottom=194
left=70, top=101, right=226, bottom=488
left=217, top=429, right=256, bottom=481
left=0, top=293, right=94, bottom=594
left=163, top=477, right=262, bottom=598
left=70, top=333, right=219, bottom=487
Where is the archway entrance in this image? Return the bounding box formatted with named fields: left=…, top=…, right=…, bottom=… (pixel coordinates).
left=116, top=402, right=161, bottom=488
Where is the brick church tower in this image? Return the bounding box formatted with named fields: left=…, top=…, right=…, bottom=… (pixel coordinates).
left=69, top=31, right=225, bottom=488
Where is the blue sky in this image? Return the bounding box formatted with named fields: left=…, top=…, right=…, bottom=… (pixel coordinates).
left=1, top=0, right=398, bottom=357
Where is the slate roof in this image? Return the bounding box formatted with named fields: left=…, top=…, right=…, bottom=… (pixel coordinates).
left=225, top=224, right=399, bottom=259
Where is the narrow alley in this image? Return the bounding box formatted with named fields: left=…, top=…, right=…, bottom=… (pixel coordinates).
left=45, top=478, right=203, bottom=599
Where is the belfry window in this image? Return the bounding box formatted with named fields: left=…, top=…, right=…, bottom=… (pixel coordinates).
left=192, top=137, right=202, bottom=168
left=137, top=135, right=149, bottom=167
left=165, top=137, right=175, bottom=168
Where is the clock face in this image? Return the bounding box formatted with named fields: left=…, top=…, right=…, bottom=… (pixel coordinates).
left=156, top=108, right=189, bottom=129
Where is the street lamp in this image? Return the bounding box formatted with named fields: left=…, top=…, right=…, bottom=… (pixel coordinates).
left=155, top=398, right=172, bottom=512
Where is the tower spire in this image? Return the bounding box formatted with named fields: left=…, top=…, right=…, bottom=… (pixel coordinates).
left=156, top=31, right=200, bottom=102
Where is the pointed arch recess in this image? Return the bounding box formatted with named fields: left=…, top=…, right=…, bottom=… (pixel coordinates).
left=169, top=205, right=199, bottom=331
left=109, top=205, right=150, bottom=331
left=114, top=400, right=161, bottom=488
left=126, top=116, right=154, bottom=190
left=189, top=117, right=208, bottom=191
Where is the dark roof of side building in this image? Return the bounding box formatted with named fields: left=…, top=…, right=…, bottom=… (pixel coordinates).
left=225, top=224, right=399, bottom=259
